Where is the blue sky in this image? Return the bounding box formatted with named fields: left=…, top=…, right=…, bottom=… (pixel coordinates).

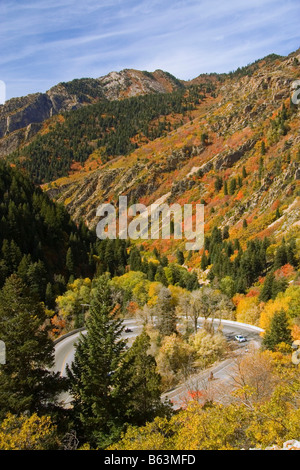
left=1, top=0, right=300, bottom=100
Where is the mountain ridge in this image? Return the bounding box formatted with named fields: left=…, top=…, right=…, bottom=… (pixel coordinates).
left=1, top=49, right=300, bottom=267
left=0, top=51, right=291, bottom=159
left=38, top=48, right=300, bottom=267
left=0, top=68, right=186, bottom=158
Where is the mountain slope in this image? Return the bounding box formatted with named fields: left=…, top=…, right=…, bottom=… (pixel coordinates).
left=41, top=50, right=300, bottom=256
left=1, top=50, right=300, bottom=273
left=0, top=69, right=185, bottom=159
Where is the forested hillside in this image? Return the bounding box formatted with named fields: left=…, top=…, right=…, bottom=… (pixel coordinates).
left=0, top=162, right=99, bottom=306
left=9, top=83, right=214, bottom=183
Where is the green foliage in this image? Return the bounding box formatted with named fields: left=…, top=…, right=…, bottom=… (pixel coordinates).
left=114, top=330, right=171, bottom=426
left=11, top=85, right=210, bottom=184
left=156, top=286, right=177, bottom=337
left=0, top=275, right=67, bottom=420
left=0, top=162, right=97, bottom=303
left=66, top=274, right=127, bottom=448
left=262, top=310, right=292, bottom=351
left=259, top=271, right=288, bottom=302
left=205, top=228, right=270, bottom=294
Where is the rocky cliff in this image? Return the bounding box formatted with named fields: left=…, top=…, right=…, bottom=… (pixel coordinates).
left=0, top=69, right=183, bottom=157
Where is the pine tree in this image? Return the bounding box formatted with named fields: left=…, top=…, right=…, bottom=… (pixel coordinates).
left=114, top=330, right=171, bottom=426
left=262, top=310, right=292, bottom=351
left=66, top=247, right=75, bottom=276
left=176, top=250, right=184, bottom=265
left=274, top=239, right=287, bottom=269
left=129, top=247, right=142, bottom=271
left=154, top=265, right=168, bottom=286
left=222, top=226, right=230, bottom=240
left=66, top=274, right=127, bottom=448
left=259, top=271, right=275, bottom=302
left=229, top=178, right=237, bottom=195
left=156, top=287, right=177, bottom=337
left=0, top=275, right=66, bottom=420
left=223, top=179, right=228, bottom=195
left=201, top=252, right=209, bottom=270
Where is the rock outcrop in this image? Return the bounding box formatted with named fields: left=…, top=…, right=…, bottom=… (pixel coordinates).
left=0, top=69, right=182, bottom=157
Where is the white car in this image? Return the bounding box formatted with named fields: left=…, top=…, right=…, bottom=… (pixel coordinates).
left=235, top=334, right=247, bottom=343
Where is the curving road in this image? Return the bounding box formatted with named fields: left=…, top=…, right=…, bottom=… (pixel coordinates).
left=53, top=318, right=143, bottom=377
left=53, top=317, right=263, bottom=408
left=164, top=318, right=264, bottom=408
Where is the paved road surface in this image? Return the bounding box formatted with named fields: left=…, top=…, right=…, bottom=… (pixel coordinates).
left=53, top=317, right=263, bottom=408
left=163, top=318, right=263, bottom=409
left=53, top=318, right=143, bottom=377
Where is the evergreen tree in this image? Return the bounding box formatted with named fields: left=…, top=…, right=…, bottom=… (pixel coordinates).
left=214, top=176, right=223, bottom=192
left=66, top=247, right=75, bottom=276
left=156, top=287, right=177, bottom=337
left=0, top=275, right=66, bottom=420
left=201, top=252, right=209, bottom=270
left=229, top=178, right=237, bottom=195
left=176, top=250, right=184, bottom=265
left=262, top=310, right=292, bottom=351
left=66, top=274, right=127, bottom=448
left=259, top=272, right=275, bottom=302
left=114, top=330, right=171, bottom=426
left=222, top=226, right=230, bottom=240
left=154, top=266, right=168, bottom=287
left=129, top=247, right=142, bottom=272
left=223, top=179, right=228, bottom=195
left=274, top=239, right=287, bottom=269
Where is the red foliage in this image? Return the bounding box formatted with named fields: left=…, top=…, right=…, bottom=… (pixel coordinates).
left=274, top=263, right=295, bottom=279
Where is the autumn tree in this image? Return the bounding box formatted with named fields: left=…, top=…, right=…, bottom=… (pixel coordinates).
left=0, top=413, right=59, bottom=450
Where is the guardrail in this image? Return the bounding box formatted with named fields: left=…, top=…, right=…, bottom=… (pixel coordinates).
left=53, top=327, right=86, bottom=345
left=198, top=317, right=264, bottom=333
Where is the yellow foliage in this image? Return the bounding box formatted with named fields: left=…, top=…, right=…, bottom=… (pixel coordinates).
left=235, top=295, right=261, bottom=325
left=108, top=416, right=171, bottom=450
left=168, top=285, right=187, bottom=307
left=56, top=277, right=92, bottom=318
left=0, top=413, right=57, bottom=450
left=147, top=281, right=161, bottom=307
left=156, top=334, right=194, bottom=389
left=189, top=329, right=227, bottom=364
left=259, top=295, right=290, bottom=331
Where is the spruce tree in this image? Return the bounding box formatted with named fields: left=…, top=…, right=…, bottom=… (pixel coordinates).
left=114, top=330, right=171, bottom=426
left=156, top=287, right=177, bottom=337
left=0, top=275, right=66, bottom=420
left=259, top=271, right=275, bottom=302
left=176, top=250, right=184, bottom=265
left=262, top=310, right=292, bottom=351
left=274, top=239, right=288, bottom=269
left=66, top=274, right=127, bottom=448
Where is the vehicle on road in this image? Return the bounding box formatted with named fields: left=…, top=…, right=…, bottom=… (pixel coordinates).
left=235, top=334, right=247, bottom=342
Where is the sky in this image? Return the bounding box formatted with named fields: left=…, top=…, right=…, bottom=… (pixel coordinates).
left=1, top=0, right=300, bottom=100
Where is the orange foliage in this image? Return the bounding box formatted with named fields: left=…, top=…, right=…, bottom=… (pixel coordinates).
left=127, top=301, right=139, bottom=315
left=291, top=324, right=300, bottom=341
left=50, top=314, right=66, bottom=337
left=274, top=264, right=295, bottom=279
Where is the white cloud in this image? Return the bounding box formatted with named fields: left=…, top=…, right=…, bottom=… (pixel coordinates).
left=2, top=0, right=300, bottom=98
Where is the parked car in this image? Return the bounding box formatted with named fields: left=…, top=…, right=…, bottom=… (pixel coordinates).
left=235, top=334, right=247, bottom=342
